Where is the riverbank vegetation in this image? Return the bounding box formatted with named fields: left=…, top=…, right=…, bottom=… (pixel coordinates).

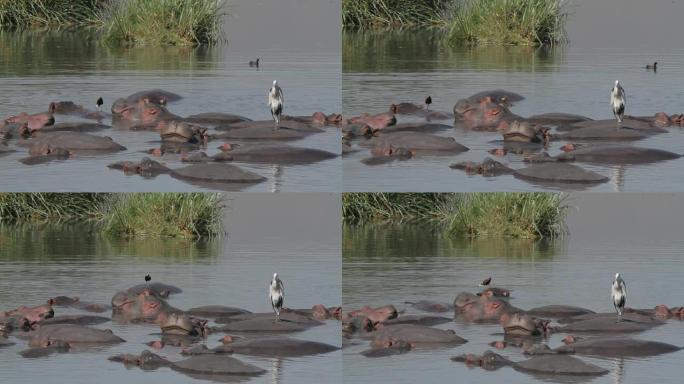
left=342, top=0, right=568, bottom=46
left=0, top=193, right=224, bottom=239
left=342, top=192, right=567, bottom=239
left=0, top=0, right=225, bottom=46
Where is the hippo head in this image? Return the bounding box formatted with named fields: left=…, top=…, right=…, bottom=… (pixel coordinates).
left=7, top=300, right=55, bottom=324
left=311, top=304, right=331, bottom=320
left=654, top=305, right=672, bottom=319
left=454, top=292, right=480, bottom=312
left=653, top=112, right=672, bottom=127
left=343, top=316, right=374, bottom=335
left=311, top=112, right=327, bottom=125
left=500, top=312, right=550, bottom=336
left=478, top=287, right=511, bottom=298
left=49, top=101, right=83, bottom=115
left=112, top=99, right=170, bottom=126
left=160, top=313, right=208, bottom=337
left=452, top=350, right=510, bottom=370
left=50, top=296, right=80, bottom=306
left=327, top=113, right=344, bottom=125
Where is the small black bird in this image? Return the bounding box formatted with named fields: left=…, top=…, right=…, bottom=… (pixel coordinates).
left=96, top=97, right=104, bottom=111
left=646, top=62, right=657, bottom=71
left=145, top=274, right=151, bottom=283
left=425, top=95, right=432, bottom=111
left=479, top=277, right=492, bottom=287
left=249, top=58, right=260, bottom=68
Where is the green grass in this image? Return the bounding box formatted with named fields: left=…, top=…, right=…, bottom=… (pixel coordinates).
left=99, top=0, right=225, bottom=46
left=101, top=193, right=224, bottom=239
left=342, top=0, right=452, bottom=28
left=448, top=0, right=567, bottom=46
left=0, top=193, right=224, bottom=239
left=343, top=193, right=567, bottom=239
left=0, top=0, right=103, bottom=29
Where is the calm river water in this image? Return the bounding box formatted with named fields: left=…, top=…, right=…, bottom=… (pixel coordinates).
left=0, top=0, right=341, bottom=192
left=343, top=0, right=684, bottom=192
left=343, top=193, right=684, bottom=383
left=0, top=193, right=341, bottom=384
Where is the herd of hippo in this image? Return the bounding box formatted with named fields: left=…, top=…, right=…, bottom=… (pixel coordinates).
left=342, top=89, right=684, bottom=186
left=0, top=282, right=340, bottom=381
left=0, top=89, right=341, bottom=189
left=342, top=285, right=683, bottom=379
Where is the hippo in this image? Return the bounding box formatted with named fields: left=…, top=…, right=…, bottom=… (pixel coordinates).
left=501, top=120, right=550, bottom=144
left=214, top=310, right=323, bottom=326
left=4, top=108, right=55, bottom=131
left=183, top=112, right=251, bottom=125
left=454, top=91, right=524, bottom=130
left=478, top=287, right=511, bottom=298
left=183, top=337, right=339, bottom=357
left=554, top=337, right=681, bottom=357
left=20, top=145, right=72, bottom=165
left=348, top=112, right=396, bottom=131
left=525, top=305, right=595, bottom=318
left=111, top=288, right=182, bottom=324
left=186, top=305, right=251, bottom=318
left=49, top=296, right=110, bottom=313
left=111, top=98, right=181, bottom=129
left=125, top=282, right=182, bottom=297
left=530, top=145, right=682, bottom=165
left=526, top=113, right=593, bottom=126
left=25, top=132, right=126, bottom=153
left=381, top=315, right=452, bottom=327
left=500, top=312, right=551, bottom=337
left=451, top=350, right=608, bottom=376
left=41, top=315, right=110, bottom=326
left=169, top=163, right=267, bottom=188
left=361, top=339, right=413, bottom=358
left=554, top=126, right=653, bottom=141
left=210, top=317, right=316, bottom=333
left=109, top=350, right=265, bottom=378
left=389, top=102, right=424, bottom=115
left=345, top=305, right=398, bottom=325
left=49, top=101, right=111, bottom=121
left=343, top=316, right=375, bottom=336
left=159, top=121, right=208, bottom=144
left=284, top=112, right=343, bottom=126
left=363, top=132, right=469, bottom=155
left=212, top=122, right=322, bottom=140
left=361, top=147, right=413, bottom=166
left=558, top=312, right=663, bottom=333
left=450, top=157, right=514, bottom=177
left=108, top=157, right=171, bottom=178
left=160, top=313, right=208, bottom=337
left=1, top=301, right=55, bottom=327
left=28, top=324, right=124, bottom=346
left=561, top=116, right=669, bottom=132
left=210, top=144, right=339, bottom=165
left=123, top=89, right=183, bottom=105
left=453, top=292, right=522, bottom=322
left=406, top=300, right=452, bottom=313
left=0, top=141, right=15, bottom=155
left=286, top=305, right=341, bottom=321
left=369, top=324, right=467, bottom=348
left=513, top=163, right=609, bottom=185
left=370, top=122, right=453, bottom=135
left=20, top=339, right=71, bottom=358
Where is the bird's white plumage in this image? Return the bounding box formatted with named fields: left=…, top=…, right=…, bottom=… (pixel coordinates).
left=610, top=80, right=626, bottom=123
left=269, top=273, right=284, bottom=320
left=611, top=273, right=626, bottom=321
left=268, top=80, right=284, bottom=125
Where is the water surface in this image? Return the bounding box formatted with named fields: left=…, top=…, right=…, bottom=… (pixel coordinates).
left=343, top=193, right=684, bottom=383
left=343, top=0, right=684, bottom=192
left=0, top=193, right=342, bottom=384
left=0, top=0, right=341, bottom=192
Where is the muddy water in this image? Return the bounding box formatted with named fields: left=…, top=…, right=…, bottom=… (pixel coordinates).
left=0, top=0, right=341, bottom=192
left=343, top=194, right=684, bottom=383
left=0, top=193, right=341, bottom=384
left=342, top=0, right=684, bottom=192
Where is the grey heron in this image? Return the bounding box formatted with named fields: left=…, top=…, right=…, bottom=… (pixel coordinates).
left=268, top=80, right=284, bottom=129
left=646, top=62, right=657, bottom=71
left=610, top=80, right=626, bottom=125
left=249, top=58, right=260, bottom=68
left=269, top=273, right=284, bottom=321
left=96, top=97, right=103, bottom=112
left=611, top=273, right=626, bottom=322
left=425, top=96, right=432, bottom=111
left=479, top=276, right=492, bottom=287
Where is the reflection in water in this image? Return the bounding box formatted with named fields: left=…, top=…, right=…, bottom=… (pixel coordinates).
left=270, top=358, right=283, bottom=384
left=610, top=165, right=626, bottom=193
left=611, top=358, right=625, bottom=384
left=343, top=30, right=562, bottom=73
left=343, top=223, right=564, bottom=262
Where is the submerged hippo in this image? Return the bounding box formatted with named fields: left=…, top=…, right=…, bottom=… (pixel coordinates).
left=25, top=132, right=126, bottom=153
left=454, top=91, right=524, bottom=130
left=345, top=305, right=398, bottom=325
left=159, top=121, right=208, bottom=144
left=348, top=112, right=397, bottom=131
left=20, top=339, right=71, bottom=358
left=453, top=292, right=522, bottom=322
left=501, top=120, right=550, bottom=144
left=4, top=108, right=55, bottom=131
left=183, top=337, right=339, bottom=357
left=1, top=301, right=55, bottom=328
left=50, top=296, right=110, bottom=313
left=561, top=116, right=669, bottom=132
left=381, top=315, right=452, bottom=327
left=109, top=350, right=265, bottom=378
left=183, top=112, right=251, bottom=125
left=186, top=305, right=251, bottom=318
left=525, top=305, right=595, bottom=318
left=363, top=132, right=469, bottom=155
left=554, top=126, right=653, bottom=141
left=452, top=351, right=608, bottom=376
left=514, top=163, right=609, bottom=185
left=361, top=339, right=413, bottom=358
left=530, top=145, right=681, bottom=165
left=49, top=101, right=110, bottom=121
left=41, top=315, right=110, bottom=326
left=406, top=300, right=452, bottom=313
left=20, top=145, right=72, bottom=165
left=28, top=324, right=124, bottom=346
left=111, top=98, right=181, bottom=129
left=526, top=113, right=593, bottom=126
left=160, top=313, right=208, bottom=337
left=500, top=312, right=551, bottom=337
left=450, top=157, right=514, bottom=177
left=370, top=324, right=467, bottom=348
left=554, top=337, right=681, bottom=357
left=210, top=144, right=339, bottom=165
left=559, top=312, right=663, bottom=333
